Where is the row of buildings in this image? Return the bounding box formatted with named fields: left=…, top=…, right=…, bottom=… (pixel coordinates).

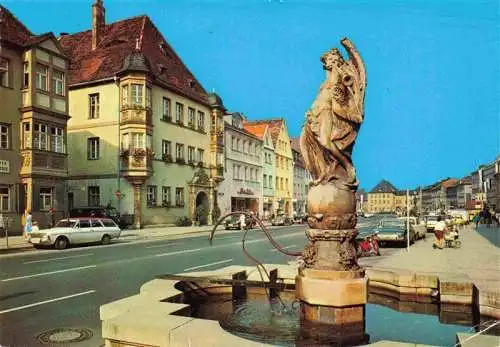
left=0, top=1, right=311, bottom=231
left=358, top=157, right=500, bottom=216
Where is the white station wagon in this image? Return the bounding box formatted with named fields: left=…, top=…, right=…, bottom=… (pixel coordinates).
left=29, top=218, right=121, bottom=250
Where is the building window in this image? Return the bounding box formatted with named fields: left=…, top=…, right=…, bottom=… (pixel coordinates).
left=50, top=126, right=64, bottom=153
left=23, top=123, right=31, bottom=149
left=0, top=58, right=9, bottom=87
left=39, top=187, right=53, bottom=211
left=0, top=125, right=9, bottom=149
left=33, top=124, right=48, bottom=150
left=197, top=111, right=205, bottom=131
left=89, top=93, right=100, bottom=119
left=162, top=186, right=171, bottom=206
left=23, top=62, right=29, bottom=89
left=197, top=149, right=204, bottom=163
left=231, top=136, right=235, bottom=150
left=131, top=84, right=143, bottom=106
left=244, top=167, right=248, bottom=180
left=162, top=140, right=171, bottom=155
left=285, top=178, right=289, bottom=190
left=131, top=133, right=144, bottom=148
left=175, top=187, right=185, bottom=206
left=0, top=186, right=10, bottom=211
left=162, top=97, right=171, bottom=120
left=237, top=139, right=241, bottom=152
left=188, top=107, right=195, bottom=128
left=269, top=175, right=273, bottom=188
left=87, top=137, right=100, bottom=160
left=36, top=64, right=48, bottom=91
left=121, top=133, right=129, bottom=150
left=122, top=85, right=128, bottom=106
left=250, top=168, right=254, bottom=181
left=175, top=103, right=184, bottom=124
left=52, top=70, right=65, bottom=96
left=146, top=87, right=152, bottom=109
left=147, top=186, right=157, bottom=207
left=88, top=186, right=100, bottom=206
left=280, top=178, right=284, bottom=190
left=188, top=146, right=195, bottom=163
left=176, top=143, right=184, bottom=160
left=0, top=160, right=9, bottom=173
left=263, top=174, right=267, bottom=188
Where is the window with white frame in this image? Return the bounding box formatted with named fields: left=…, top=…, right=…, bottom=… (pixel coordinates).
left=0, top=160, right=9, bottom=173
left=50, top=126, right=64, bottom=153
left=197, top=149, right=204, bottom=163
left=197, top=111, right=205, bottom=131
left=88, top=186, right=100, bottom=206
left=0, top=186, right=9, bottom=211
left=0, top=125, right=9, bottom=149
left=23, top=62, right=29, bottom=89
left=175, top=103, right=184, bottom=124
left=39, top=187, right=53, bottom=211
left=121, top=133, right=129, bottom=150
left=87, top=137, right=100, bottom=160
left=147, top=186, right=157, bottom=207
left=176, top=143, right=184, bottom=160
left=162, top=140, right=171, bottom=155
left=175, top=187, right=185, bottom=206
left=36, top=64, right=48, bottom=91
left=188, top=107, right=195, bottom=128
left=162, top=186, right=171, bottom=206
left=0, top=58, right=9, bottom=87
left=269, top=175, right=273, bottom=188
left=33, top=124, right=48, bottom=150
left=23, top=123, right=31, bottom=149
left=52, top=70, right=65, bottom=96
left=89, top=93, right=100, bottom=119
left=162, top=97, right=171, bottom=120
left=146, top=87, right=152, bottom=109
left=188, top=146, right=195, bottom=163
left=131, top=84, right=143, bottom=106
left=131, top=133, right=144, bottom=148
left=122, top=85, right=128, bottom=106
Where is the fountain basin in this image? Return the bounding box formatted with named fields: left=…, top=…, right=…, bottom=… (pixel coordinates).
left=100, top=264, right=499, bottom=347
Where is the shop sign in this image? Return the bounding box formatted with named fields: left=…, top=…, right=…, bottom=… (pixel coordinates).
left=239, top=188, right=254, bottom=195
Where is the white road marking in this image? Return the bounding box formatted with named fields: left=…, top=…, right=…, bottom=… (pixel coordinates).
left=0, top=290, right=96, bottom=315
left=23, top=253, right=94, bottom=264
left=145, top=242, right=183, bottom=249
left=1, top=265, right=97, bottom=282
left=156, top=248, right=203, bottom=257
left=269, top=244, right=297, bottom=252
left=183, top=259, right=233, bottom=272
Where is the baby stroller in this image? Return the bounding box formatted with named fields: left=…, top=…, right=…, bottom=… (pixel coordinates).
left=444, top=226, right=461, bottom=248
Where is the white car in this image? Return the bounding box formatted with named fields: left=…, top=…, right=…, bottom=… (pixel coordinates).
left=29, top=218, right=121, bottom=250
left=398, top=217, right=426, bottom=240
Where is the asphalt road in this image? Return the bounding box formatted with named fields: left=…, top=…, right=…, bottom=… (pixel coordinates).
left=0, top=216, right=402, bottom=347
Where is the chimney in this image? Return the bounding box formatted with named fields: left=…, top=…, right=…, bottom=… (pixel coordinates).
left=92, top=0, right=105, bottom=50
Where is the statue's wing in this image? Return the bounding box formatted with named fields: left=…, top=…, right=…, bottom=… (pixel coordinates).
left=341, top=38, right=366, bottom=90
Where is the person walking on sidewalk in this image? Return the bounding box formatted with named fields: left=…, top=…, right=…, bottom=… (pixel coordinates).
left=473, top=214, right=481, bottom=230
left=239, top=213, right=246, bottom=231
left=433, top=216, right=446, bottom=249
left=22, top=208, right=33, bottom=240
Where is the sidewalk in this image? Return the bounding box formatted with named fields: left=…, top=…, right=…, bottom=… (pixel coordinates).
left=362, top=224, right=500, bottom=295
left=0, top=221, right=275, bottom=255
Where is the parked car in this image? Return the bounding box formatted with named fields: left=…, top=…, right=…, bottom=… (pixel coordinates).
left=374, top=219, right=415, bottom=247
left=28, top=217, right=121, bottom=250
left=293, top=214, right=308, bottom=224
left=425, top=215, right=439, bottom=232
left=398, top=217, right=426, bottom=240
left=70, top=206, right=131, bottom=229
left=224, top=215, right=255, bottom=230
left=271, top=215, right=294, bottom=226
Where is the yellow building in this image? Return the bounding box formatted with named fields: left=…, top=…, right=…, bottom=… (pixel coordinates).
left=60, top=1, right=224, bottom=228
left=0, top=6, right=70, bottom=231
left=367, top=180, right=397, bottom=213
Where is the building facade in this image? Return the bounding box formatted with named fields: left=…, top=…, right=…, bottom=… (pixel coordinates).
left=290, top=138, right=310, bottom=216
left=243, top=122, right=275, bottom=220
left=445, top=177, right=471, bottom=210
left=60, top=1, right=224, bottom=228
left=1, top=6, right=70, bottom=231
left=367, top=180, right=397, bottom=213
left=218, top=113, right=263, bottom=216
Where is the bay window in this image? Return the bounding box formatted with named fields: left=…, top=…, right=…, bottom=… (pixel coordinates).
left=52, top=70, right=65, bottom=96
left=36, top=64, right=48, bottom=91
left=50, top=126, right=64, bottom=153
left=33, top=124, right=48, bottom=150
left=131, top=84, right=143, bottom=106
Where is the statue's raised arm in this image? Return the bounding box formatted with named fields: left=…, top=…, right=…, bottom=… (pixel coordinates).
left=341, top=37, right=366, bottom=94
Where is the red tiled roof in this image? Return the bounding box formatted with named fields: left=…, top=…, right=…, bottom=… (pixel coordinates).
left=290, top=137, right=301, bottom=153
left=441, top=179, right=458, bottom=189
left=244, top=119, right=283, bottom=146
left=59, top=15, right=208, bottom=104
left=243, top=123, right=267, bottom=139
left=0, top=5, right=34, bottom=46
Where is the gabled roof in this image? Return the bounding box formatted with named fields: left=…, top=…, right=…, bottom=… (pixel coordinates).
left=243, top=123, right=267, bottom=140
left=0, top=5, right=33, bottom=47
left=370, top=180, right=398, bottom=194
left=244, top=119, right=284, bottom=146
left=59, top=15, right=208, bottom=104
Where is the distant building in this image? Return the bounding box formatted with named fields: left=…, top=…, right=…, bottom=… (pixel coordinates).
left=0, top=5, right=70, bottom=230
left=218, top=113, right=263, bottom=216
left=421, top=178, right=458, bottom=213
left=367, top=180, right=398, bottom=213
left=445, top=177, right=471, bottom=210
left=290, top=138, right=311, bottom=216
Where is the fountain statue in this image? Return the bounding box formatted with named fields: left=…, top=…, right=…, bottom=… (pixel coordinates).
left=297, top=37, right=368, bottom=344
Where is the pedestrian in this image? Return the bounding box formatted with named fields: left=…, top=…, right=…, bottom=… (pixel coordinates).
left=473, top=214, right=480, bottom=230
left=239, top=213, right=246, bottom=231
left=23, top=208, right=33, bottom=240
left=433, top=216, right=446, bottom=249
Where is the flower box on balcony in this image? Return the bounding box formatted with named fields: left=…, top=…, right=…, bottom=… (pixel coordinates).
left=176, top=158, right=186, bottom=165
left=162, top=116, right=172, bottom=122
left=146, top=148, right=155, bottom=159
left=162, top=201, right=172, bottom=208
left=162, top=153, right=173, bottom=163
left=188, top=160, right=196, bottom=167
left=120, top=149, right=130, bottom=158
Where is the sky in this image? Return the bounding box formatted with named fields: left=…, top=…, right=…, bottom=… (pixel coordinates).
left=5, top=0, right=499, bottom=191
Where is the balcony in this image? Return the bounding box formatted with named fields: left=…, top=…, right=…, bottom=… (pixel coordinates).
left=121, top=105, right=152, bottom=126
left=120, top=148, right=153, bottom=178
left=20, top=150, right=67, bottom=177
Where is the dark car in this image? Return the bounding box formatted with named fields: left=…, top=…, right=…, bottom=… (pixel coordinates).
left=293, top=214, right=308, bottom=224
left=69, top=206, right=131, bottom=229
left=374, top=219, right=415, bottom=247
left=271, top=215, right=294, bottom=226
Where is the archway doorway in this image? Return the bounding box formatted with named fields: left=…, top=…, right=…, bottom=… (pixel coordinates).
left=195, top=191, right=209, bottom=225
